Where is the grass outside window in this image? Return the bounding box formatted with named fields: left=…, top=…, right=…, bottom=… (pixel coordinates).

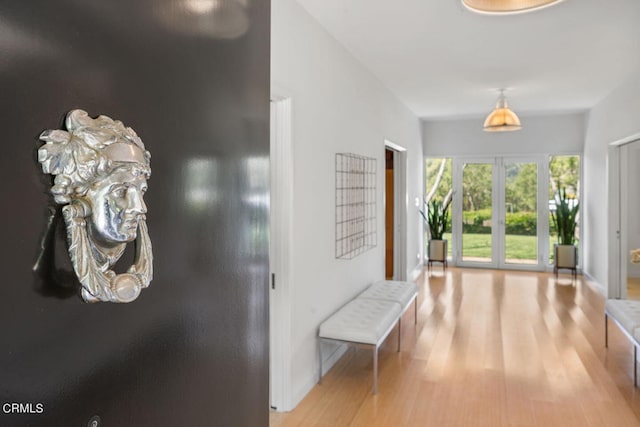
left=442, top=233, right=573, bottom=261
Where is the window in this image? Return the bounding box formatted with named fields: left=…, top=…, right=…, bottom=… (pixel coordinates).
left=548, top=155, right=580, bottom=264
left=425, top=158, right=453, bottom=257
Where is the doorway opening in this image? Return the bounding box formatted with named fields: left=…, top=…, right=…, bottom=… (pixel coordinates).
left=385, top=149, right=394, bottom=279
left=609, top=137, right=640, bottom=300
left=384, top=140, right=407, bottom=281
left=623, top=141, right=640, bottom=299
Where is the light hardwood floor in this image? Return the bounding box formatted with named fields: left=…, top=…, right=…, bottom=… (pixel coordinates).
left=628, top=277, right=640, bottom=300
left=270, top=268, right=640, bottom=426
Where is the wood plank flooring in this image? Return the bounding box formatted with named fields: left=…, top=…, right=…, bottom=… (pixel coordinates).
left=270, top=268, right=640, bottom=426
left=628, top=277, right=640, bottom=300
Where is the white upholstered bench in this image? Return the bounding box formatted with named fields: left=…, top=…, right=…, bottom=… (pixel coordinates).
left=359, top=280, right=419, bottom=325
left=605, top=299, right=640, bottom=385
left=318, top=280, right=418, bottom=394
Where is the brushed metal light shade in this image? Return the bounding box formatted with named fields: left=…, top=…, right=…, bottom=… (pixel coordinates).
left=462, top=0, right=563, bottom=14
left=483, top=93, right=522, bottom=132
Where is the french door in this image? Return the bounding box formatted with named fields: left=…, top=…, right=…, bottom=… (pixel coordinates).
left=453, top=157, right=548, bottom=270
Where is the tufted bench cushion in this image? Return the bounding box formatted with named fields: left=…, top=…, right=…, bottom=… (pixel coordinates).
left=359, top=280, right=419, bottom=309
left=319, top=298, right=402, bottom=345
left=318, top=280, right=420, bottom=394
left=605, top=299, right=640, bottom=334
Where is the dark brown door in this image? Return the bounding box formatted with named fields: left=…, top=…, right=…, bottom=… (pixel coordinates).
left=385, top=149, right=394, bottom=279
left=0, top=1, right=270, bottom=426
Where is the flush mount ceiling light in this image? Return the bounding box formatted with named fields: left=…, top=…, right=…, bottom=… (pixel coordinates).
left=462, top=0, right=564, bottom=14
left=483, top=90, right=522, bottom=132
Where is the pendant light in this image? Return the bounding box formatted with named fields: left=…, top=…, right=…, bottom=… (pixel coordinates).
left=462, top=0, right=564, bottom=14
left=483, top=90, right=522, bottom=132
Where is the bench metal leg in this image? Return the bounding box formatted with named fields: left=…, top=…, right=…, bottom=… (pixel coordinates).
left=373, top=346, right=379, bottom=395
left=635, top=345, right=637, bottom=387
left=318, top=339, right=323, bottom=385
left=605, top=314, right=608, bottom=348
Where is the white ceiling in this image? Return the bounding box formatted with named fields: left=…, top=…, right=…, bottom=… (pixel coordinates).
left=294, top=0, right=640, bottom=119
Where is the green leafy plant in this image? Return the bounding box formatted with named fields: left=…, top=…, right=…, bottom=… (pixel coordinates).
left=551, top=186, right=579, bottom=245
left=421, top=200, right=450, bottom=240
left=505, top=212, right=537, bottom=236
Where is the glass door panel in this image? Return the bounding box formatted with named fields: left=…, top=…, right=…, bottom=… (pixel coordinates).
left=461, top=162, right=494, bottom=263
left=503, top=161, right=538, bottom=265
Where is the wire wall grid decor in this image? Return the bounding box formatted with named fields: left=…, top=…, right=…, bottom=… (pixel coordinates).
left=335, top=153, right=377, bottom=259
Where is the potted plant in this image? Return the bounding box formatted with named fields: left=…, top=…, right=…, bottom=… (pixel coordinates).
left=551, top=186, right=579, bottom=278
left=421, top=199, right=450, bottom=270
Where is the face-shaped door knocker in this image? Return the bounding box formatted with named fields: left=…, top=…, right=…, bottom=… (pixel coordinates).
left=38, top=110, right=152, bottom=303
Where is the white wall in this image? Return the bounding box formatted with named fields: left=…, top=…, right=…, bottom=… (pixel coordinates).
left=584, top=77, right=640, bottom=289
left=422, top=113, right=585, bottom=157
left=271, top=0, right=424, bottom=409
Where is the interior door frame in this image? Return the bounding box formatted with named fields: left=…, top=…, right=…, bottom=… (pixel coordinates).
left=620, top=143, right=630, bottom=299
left=608, top=134, right=640, bottom=299
left=269, top=93, right=294, bottom=411
left=608, top=144, right=622, bottom=299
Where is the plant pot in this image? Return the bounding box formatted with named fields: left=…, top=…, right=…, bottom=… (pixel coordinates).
left=428, top=239, right=448, bottom=271
left=554, top=244, right=577, bottom=279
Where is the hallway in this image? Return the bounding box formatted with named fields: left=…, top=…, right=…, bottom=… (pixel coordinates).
left=271, top=268, right=640, bottom=426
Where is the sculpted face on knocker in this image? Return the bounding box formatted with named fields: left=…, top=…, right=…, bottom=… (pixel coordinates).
left=38, top=110, right=153, bottom=303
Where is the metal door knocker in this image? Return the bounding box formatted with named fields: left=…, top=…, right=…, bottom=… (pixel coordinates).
left=37, top=110, right=153, bottom=303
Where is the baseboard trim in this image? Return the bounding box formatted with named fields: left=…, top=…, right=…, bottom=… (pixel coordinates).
left=583, top=270, right=606, bottom=296
left=411, top=262, right=424, bottom=281
left=291, top=343, right=348, bottom=410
